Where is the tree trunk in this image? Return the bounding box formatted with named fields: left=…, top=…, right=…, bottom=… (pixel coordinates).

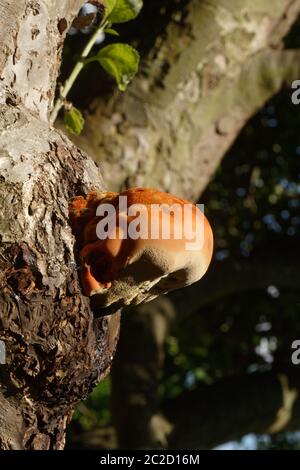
left=0, top=0, right=120, bottom=450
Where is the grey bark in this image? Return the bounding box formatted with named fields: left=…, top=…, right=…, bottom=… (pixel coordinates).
left=0, top=0, right=120, bottom=450
left=0, top=0, right=85, bottom=122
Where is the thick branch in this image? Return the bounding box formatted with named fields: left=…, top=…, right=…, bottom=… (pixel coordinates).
left=73, top=0, right=300, bottom=200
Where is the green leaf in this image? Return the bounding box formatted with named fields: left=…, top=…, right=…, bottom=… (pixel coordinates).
left=105, top=28, right=120, bottom=36
left=103, top=0, right=117, bottom=19
left=64, top=106, right=85, bottom=135
left=107, top=0, right=143, bottom=24
left=93, top=43, right=139, bottom=91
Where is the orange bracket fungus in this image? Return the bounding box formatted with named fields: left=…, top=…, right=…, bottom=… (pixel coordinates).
left=69, top=188, right=213, bottom=316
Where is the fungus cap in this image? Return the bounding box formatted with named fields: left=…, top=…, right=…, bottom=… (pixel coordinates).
left=69, top=188, right=213, bottom=316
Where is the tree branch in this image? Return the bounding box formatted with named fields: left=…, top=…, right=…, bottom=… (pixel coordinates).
left=73, top=0, right=300, bottom=200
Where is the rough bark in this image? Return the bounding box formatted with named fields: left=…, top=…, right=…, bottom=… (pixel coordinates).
left=73, top=0, right=300, bottom=200
left=0, top=0, right=85, bottom=121
left=0, top=0, right=120, bottom=450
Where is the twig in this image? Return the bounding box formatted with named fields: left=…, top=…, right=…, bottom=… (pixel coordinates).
left=50, top=20, right=108, bottom=124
